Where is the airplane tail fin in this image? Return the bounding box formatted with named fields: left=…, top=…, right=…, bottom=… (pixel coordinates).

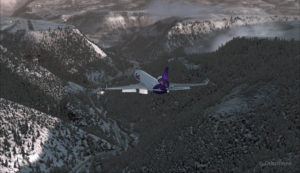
left=162, top=67, right=168, bottom=80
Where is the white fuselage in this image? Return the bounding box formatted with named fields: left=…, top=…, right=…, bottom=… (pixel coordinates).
left=134, top=70, right=159, bottom=89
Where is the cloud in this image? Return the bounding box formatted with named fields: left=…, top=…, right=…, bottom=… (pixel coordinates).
left=210, top=22, right=300, bottom=52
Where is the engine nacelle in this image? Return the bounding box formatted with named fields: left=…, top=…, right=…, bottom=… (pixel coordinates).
left=157, top=76, right=162, bottom=81
left=139, top=89, right=148, bottom=94
left=122, top=89, right=137, bottom=93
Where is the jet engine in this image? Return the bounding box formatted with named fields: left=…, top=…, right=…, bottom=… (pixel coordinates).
left=139, top=89, right=148, bottom=94
left=157, top=76, right=162, bottom=81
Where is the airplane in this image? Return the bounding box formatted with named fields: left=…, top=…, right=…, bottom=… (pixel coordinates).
left=98, top=67, right=209, bottom=95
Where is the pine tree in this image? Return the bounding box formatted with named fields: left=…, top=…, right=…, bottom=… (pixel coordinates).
left=32, top=136, right=36, bottom=143
left=46, top=157, right=52, bottom=168
left=27, top=20, right=34, bottom=31
left=13, top=146, right=16, bottom=155
left=13, top=130, right=17, bottom=143
left=4, top=138, right=10, bottom=151
left=35, top=165, right=41, bottom=173
left=21, top=146, right=25, bottom=157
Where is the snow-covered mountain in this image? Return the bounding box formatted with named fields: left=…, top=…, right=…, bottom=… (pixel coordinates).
left=0, top=19, right=135, bottom=172
left=4, top=0, right=299, bottom=49
left=0, top=19, right=113, bottom=86
left=0, top=0, right=300, bottom=172
left=0, top=98, right=112, bottom=173
left=165, top=15, right=300, bottom=53
left=107, top=15, right=300, bottom=62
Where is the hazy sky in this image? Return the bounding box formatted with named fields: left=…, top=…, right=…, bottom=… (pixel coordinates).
left=0, top=0, right=28, bottom=15
left=145, top=0, right=277, bottom=19
left=146, top=0, right=224, bottom=19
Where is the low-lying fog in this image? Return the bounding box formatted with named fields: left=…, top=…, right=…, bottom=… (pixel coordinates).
left=210, top=21, right=300, bottom=51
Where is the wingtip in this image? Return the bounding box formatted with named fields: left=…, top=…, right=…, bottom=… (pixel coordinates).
left=204, top=78, right=209, bottom=84
left=96, top=89, right=105, bottom=95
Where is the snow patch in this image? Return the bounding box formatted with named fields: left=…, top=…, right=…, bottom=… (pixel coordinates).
left=106, top=15, right=126, bottom=29
left=86, top=40, right=107, bottom=58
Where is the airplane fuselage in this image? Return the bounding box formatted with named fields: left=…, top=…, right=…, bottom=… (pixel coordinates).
left=134, top=70, right=158, bottom=89
left=134, top=70, right=168, bottom=94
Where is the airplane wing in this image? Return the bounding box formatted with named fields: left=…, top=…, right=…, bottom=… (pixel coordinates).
left=98, top=83, right=152, bottom=94
left=169, top=79, right=209, bottom=91
left=105, top=83, right=147, bottom=90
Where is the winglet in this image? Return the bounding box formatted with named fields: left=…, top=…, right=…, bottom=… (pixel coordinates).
left=203, top=78, right=209, bottom=85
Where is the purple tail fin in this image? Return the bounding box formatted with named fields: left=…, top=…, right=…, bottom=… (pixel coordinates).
left=162, top=67, right=168, bottom=80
